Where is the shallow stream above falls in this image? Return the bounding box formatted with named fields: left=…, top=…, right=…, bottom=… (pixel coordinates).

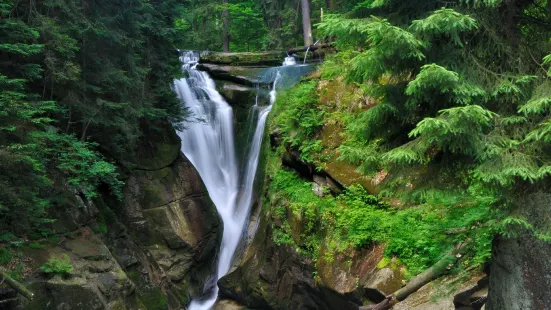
left=174, top=51, right=315, bottom=310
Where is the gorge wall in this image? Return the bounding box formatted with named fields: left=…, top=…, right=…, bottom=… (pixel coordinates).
left=15, top=121, right=220, bottom=310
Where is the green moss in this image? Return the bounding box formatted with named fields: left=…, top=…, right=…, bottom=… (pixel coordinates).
left=141, top=182, right=164, bottom=209
left=0, top=247, right=12, bottom=265
left=266, top=165, right=496, bottom=276
left=28, top=242, right=42, bottom=249
left=139, top=287, right=168, bottom=310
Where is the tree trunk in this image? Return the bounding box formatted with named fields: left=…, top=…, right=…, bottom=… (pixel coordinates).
left=301, top=0, right=313, bottom=47
left=360, top=241, right=469, bottom=310
left=222, top=0, right=230, bottom=52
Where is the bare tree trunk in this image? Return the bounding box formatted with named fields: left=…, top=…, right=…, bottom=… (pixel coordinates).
left=301, top=0, right=313, bottom=47
left=360, top=241, right=470, bottom=310
left=222, top=0, right=230, bottom=52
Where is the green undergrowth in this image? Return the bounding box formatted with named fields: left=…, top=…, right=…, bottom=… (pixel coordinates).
left=270, top=81, right=326, bottom=164
left=267, top=164, right=497, bottom=276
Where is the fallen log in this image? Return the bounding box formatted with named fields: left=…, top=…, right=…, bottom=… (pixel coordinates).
left=360, top=240, right=470, bottom=310
left=0, top=267, right=33, bottom=300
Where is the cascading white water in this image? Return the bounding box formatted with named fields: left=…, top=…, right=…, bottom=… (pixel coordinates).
left=174, top=51, right=295, bottom=310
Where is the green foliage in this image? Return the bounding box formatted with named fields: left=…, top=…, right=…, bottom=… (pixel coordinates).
left=40, top=132, right=123, bottom=200
left=0, top=247, right=12, bottom=265
left=320, top=15, right=425, bottom=82
left=544, top=54, right=551, bottom=76
left=41, top=255, right=73, bottom=277
left=271, top=81, right=325, bottom=163
left=0, top=0, right=186, bottom=235
left=267, top=168, right=496, bottom=275
left=263, top=0, right=551, bottom=280
left=409, top=8, right=478, bottom=47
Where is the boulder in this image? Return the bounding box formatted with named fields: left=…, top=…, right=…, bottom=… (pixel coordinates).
left=17, top=121, right=222, bottom=310
left=216, top=81, right=263, bottom=107
left=486, top=194, right=551, bottom=310
left=213, top=299, right=249, bottom=310
left=198, top=64, right=267, bottom=86
left=199, top=51, right=287, bottom=66
left=19, top=229, right=138, bottom=310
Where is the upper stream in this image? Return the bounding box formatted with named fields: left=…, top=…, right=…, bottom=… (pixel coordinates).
left=174, top=51, right=313, bottom=310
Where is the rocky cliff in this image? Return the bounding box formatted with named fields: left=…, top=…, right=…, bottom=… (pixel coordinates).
left=15, top=121, right=221, bottom=310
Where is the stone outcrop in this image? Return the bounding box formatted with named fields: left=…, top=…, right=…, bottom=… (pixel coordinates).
left=198, top=64, right=267, bottom=86
left=14, top=121, right=221, bottom=309
left=486, top=192, right=551, bottom=310
left=218, top=209, right=362, bottom=310
left=20, top=229, right=138, bottom=310
left=199, top=51, right=287, bottom=66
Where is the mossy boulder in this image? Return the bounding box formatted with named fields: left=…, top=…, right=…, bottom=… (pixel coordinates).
left=19, top=229, right=139, bottom=310
left=198, top=64, right=268, bottom=87
left=199, top=51, right=287, bottom=66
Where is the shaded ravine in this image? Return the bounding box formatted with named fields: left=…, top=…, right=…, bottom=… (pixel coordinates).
left=174, top=51, right=302, bottom=309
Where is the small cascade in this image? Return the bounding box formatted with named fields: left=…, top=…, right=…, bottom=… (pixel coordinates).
left=303, top=39, right=320, bottom=64
left=174, top=51, right=304, bottom=310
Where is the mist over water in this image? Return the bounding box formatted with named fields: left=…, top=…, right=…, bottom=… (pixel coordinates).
left=174, top=51, right=313, bottom=310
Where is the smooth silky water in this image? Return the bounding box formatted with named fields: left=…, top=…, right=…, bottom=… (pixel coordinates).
left=174, top=52, right=313, bottom=310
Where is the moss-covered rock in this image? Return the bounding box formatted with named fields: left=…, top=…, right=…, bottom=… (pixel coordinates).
left=218, top=209, right=361, bottom=310
left=200, top=51, right=287, bottom=66
left=199, top=64, right=267, bottom=87
left=19, top=229, right=139, bottom=310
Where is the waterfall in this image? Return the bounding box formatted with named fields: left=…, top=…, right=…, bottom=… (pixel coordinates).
left=173, top=51, right=300, bottom=310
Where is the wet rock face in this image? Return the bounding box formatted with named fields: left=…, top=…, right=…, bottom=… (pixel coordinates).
left=16, top=121, right=221, bottom=310
left=218, top=212, right=361, bottom=310
left=119, top=150, right=221, bottom=301
left=486, top=193, right=551, bottom=310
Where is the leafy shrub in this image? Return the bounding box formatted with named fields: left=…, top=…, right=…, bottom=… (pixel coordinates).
left=41, top=255, right=73, bottom=277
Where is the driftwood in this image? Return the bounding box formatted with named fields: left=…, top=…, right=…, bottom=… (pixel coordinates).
left=0, top=267, right=34, bottom=300
left=360, top=241, right=470, bottom=310
left=287, top=43, right=333, bottom=54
